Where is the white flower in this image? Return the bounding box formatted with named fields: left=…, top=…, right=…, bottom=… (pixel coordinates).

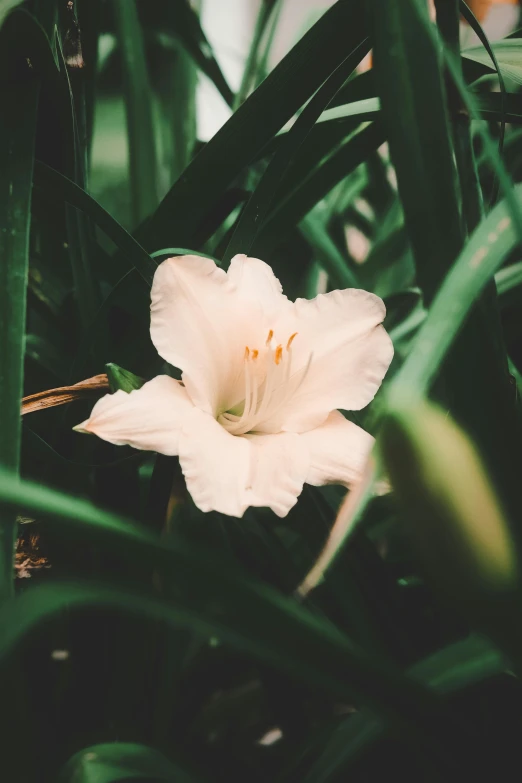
left=74, top=255, right=393, bottom=518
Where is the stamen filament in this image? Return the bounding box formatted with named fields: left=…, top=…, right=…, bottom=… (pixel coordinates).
left=220, top=332, right=312, bottom=435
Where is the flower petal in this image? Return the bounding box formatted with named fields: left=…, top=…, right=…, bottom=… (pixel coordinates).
left=300, top=410, right=374, bottom=488
left=178, top=409, right=309, bottom=518
left=178, top=407, right=251, bottom=518
left=272, top=289, right=394, bottom=432
left=227, top=254, right=290, bottom=319
left=74, top=376, right=193, bottom=455
left=150, top=255, right=265, bottom=416
left=244, top=431, right=309, bottom=517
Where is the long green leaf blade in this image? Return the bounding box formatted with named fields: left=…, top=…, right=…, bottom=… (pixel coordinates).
left=0, top=16, right=39, bottom=598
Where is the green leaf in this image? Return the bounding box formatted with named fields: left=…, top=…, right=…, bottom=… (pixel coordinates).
left=163, top=0, right=233, bottom=108
left=113, top=0, right=158, bottom=225
left=299, top=212, right=360, bottom=289
left=302, top=634, right=507, bottom=783
left=0, top=1, right=23, bottom=29
left=380, top=400, right=518, bottom=600
left=223, top=39, right=371, bottom=263
left=372, top=0, right=522, bottom=530
left=495, top=260, right=522, bottom=297
left=463, top=38, right=522, bottom=86
left=473, top=91, right=522, bottom=124
left=459, top=0, right=506, bottom=159
left=0, top=12, right=39, bottom=598
left=59, top=742, right=199, bottom=783
left=255, top=122, right=385, bottom=256
left=369, top=0, right=463, bottom=302
left=139, top=0, right=370, bottom=250
left=389, top=185, right=522, bottom=399
left=33, top=161, right=157, bottom=285
left=0, top=470, right=472, bottom=762
left=105, top=363, right=145, bottom=393
left=380, top=400, right=522, bottom=672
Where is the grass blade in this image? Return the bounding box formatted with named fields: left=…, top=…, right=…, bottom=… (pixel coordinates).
left=0, top=16, right=39, bottom=598
left=224, top=41, right=370, bottom=264
left=113, top=0, right=158, bottom=225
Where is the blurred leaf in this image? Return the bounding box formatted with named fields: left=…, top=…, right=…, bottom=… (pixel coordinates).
left=302, top=634, right=507, bottom=783
left=33, top=161, right=157, bottom=284
left=224, top=40, right=371, bottom=263
left=474, top=91, right=522, bottom=124
left=411, top=635, right=508, bottom=695
left=161, top=0, right=233, bottom=108
left=389, top=184, right=522, bottom=398
left=372, top=0, right=522, bottom=531
left=0, top=9, right=39, bottom=597
left=234, top=0, right=280, bottom=109
left=299, top=212, right=359, bottom=289
left=380, top=400, right=517, bottom=600
left=59, top=741, right=199, bottom=783
left=56, top=32, right=102, bottom=334
left=139, top=0, right=370, bottom=250
left=463, top=38, right=522, bottom=86
left=155, top=11, right=197, bottom=184
left=0, top=470, right=469, bottom=762
left=369, top=0, right=462, bottom=302
left=496, top=261, right=522, bottom=297
left=459, top=0, right=506, bottom=159
left=150, top=247, right=218, bottom=262
left=114, top=0, right=158, bottom=225
left=256, top=122, right=385, bottom=256
left=380, top=400, right=522, bottom=669
left=0, top=0, right=23, bottom=29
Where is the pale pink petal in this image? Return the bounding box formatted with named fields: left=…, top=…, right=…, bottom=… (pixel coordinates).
left=270, top=289, right=394, bottom=432
left=227, top=254, right=290, bottom=319
left=74, top=376, right=193, bottom=455
left=150, top=255, right=263, bottom=416
left=178, top=408, right=309, bottom=518
left=244, top=431, right=309, bottom=517
left=300, top=410, right=374, bottom=488
left=178, top=407, right=251, bottom=517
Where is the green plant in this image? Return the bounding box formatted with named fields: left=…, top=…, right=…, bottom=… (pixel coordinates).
left=1, top=0, right=522, bottom=781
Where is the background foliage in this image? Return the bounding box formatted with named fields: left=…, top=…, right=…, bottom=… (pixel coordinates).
left=2, top=0, right=522, bottom=780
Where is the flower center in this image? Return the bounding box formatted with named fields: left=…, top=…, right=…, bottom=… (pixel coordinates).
left=218, top=329, right=309, bottom=435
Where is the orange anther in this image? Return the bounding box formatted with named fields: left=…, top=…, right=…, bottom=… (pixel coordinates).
left=275, top=345, right=283, bottom=365
left=266, top=329, right=274, bottom=346
left=252, top=349, right=259, bottom=360
left=244, top=346, right=250, bottom=360
left=286, top=332, right=298, bottom=350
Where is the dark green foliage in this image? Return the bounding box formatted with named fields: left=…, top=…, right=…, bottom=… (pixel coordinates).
left=2, top=1, right=522, bottom=781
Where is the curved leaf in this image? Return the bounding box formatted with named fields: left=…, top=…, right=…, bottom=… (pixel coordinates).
left=139, top=0, right=370, bottom=250
left=59, top=742, right=199, bottom=783
left=0, top=471, right=469, bottom=759
left=33, top=161, right=157, bottom=285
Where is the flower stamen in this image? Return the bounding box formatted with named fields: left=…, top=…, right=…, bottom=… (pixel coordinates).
left=286, top=332, right=298, bottom=350
left=220, top=331, right=310, bottom=436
